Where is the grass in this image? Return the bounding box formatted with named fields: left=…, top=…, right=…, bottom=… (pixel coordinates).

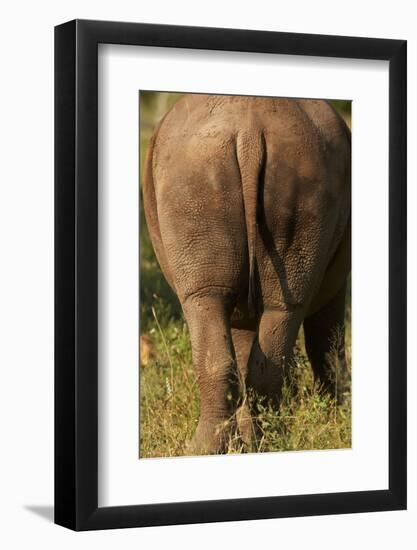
left=139, top=92, right=352, bottom=458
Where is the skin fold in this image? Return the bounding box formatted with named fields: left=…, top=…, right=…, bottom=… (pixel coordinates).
left=143, top=94, right=351, bottom=455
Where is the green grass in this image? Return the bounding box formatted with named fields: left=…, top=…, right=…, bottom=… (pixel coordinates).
left=139, top=92, right=352, bottom=458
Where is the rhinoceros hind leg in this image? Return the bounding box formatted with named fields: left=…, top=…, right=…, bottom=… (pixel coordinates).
left=303, top=283, right=348, bottom=400
left=183, top=291, right=240, bottom=455
left=248, top=308, right=302, bottom=407
left=231, top=327, right=259, bottom=450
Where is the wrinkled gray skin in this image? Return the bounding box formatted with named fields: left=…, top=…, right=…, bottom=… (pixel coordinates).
left=143, top=95, right=351, bottom=454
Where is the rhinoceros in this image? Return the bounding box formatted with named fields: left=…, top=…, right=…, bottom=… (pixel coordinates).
left=143, top=94, right=351, bottom=454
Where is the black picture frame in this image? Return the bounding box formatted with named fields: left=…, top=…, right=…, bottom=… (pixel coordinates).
left=55, top=19, right=407, bottom=531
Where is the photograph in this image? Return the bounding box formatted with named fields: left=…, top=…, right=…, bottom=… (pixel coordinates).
left=139, top=92, right=352, bottom=458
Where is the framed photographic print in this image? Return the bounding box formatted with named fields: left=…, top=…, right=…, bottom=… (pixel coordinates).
left=55, top=20, right=406, bottom=530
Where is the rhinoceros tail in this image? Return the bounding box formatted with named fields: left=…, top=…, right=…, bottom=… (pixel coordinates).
left=236, top=130, right=266, bottom=317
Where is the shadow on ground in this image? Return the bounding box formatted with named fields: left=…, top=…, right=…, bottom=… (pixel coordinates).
left=24, top=505, right=54, bottom=523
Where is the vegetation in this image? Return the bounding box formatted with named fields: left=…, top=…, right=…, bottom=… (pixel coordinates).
left=139, top=92, right=351, bottom=458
